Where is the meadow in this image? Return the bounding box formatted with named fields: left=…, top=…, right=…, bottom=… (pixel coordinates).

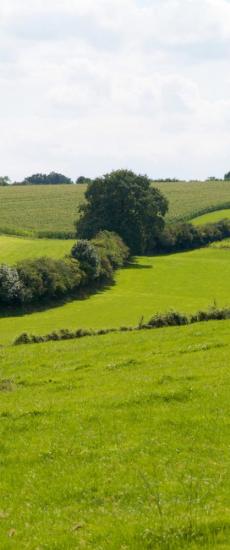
left=1, top=246, right=230, bottom=345
left=1, top=181, right=230, bottom=548
left=0, top=320, right=230, bottom=548
left=2, top=180, right=230, bottom=237
left=192, top=209, right=230, bottom=225
left=0, top=235, right=74, bottom=265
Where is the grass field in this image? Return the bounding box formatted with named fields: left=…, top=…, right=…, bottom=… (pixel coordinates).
left=0, top=320, right=230, bottom=548
left=2, top=181, right=230, bottom=237
left=1, top=246, right=230, bottom=345
left=2, top=181, right=230, bottom=548
left=0, top=235, right=74, bottom=265
left=192, top=209, right=230, bottom=225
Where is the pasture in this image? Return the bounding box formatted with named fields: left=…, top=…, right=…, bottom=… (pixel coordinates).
left=1, top=180, right=230, bottom=548
left=2, top=180, right=230, bottom=237
left=0, top=321, right=230, bottom=548
left=0, top=235, right=74, bottom=265
left=1, top=246, right=230, bottom=345
left=192, top=209, right=230, bottom=225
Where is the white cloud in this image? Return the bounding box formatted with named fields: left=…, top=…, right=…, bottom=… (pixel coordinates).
left=0, top=0, right=230, bottom=180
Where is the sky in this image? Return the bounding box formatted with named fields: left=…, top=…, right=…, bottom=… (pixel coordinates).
left=1, top=0, right=230, bottom=181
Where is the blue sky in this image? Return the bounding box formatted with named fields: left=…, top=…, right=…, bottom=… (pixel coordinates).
left=0, top=0, right=230, bottom=181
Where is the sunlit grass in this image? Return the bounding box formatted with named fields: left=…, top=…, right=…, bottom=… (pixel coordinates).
left=0, top=321, right=230, bottom=548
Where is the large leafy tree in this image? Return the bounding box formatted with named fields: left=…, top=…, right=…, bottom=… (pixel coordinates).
left=76, top=169, right=168, bottom=254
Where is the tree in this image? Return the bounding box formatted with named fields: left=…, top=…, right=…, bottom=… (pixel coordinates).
left=224, top=172, right=230, bottom=181
left=76, top=169, right=168, bottom=254
left=23, top=172, right=73, bottom=185
left=0, top=176, right=10, bottom=186
left=76, top=176, right=92, bottom=184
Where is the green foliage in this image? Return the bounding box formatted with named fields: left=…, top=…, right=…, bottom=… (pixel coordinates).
left=224, top=171, right=230, bottom=180
left=71, top=240, right=101, bottom=279
left=0, top=176, right=10, bottom=186
left=0, top=232, right=128, bottom=307
left=157, top=219, right=230, bottom=253
left=16, top=257, right=82, bottom=303
left=76, top=176, right=92, bottom=184
left=92, top=230, right=130, bottom=268
left=0, top=264, right=23, bottom=304
left=22, top=172, right=73, bottom=185
left=76, top=169, right=168, bottom=253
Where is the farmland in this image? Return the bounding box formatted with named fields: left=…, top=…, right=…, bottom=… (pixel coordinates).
left=0, top=320, right=230, bottom=548
left=1, top=246, right=230, bottom=345
left=1, top=181, right=230, bottom=548
left=2, top=180, right=230, bottom=238
left=192, top=209, right=230, bottom=225
left=0, top=235, right=74, bottom=265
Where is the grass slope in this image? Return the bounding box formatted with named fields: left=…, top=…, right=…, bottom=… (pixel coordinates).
left=0, top=321, right=230, bottom=548
left=1, top=246, right=230, bottom=345
left=192, top=209, right=230, bottom=225
left=2, top=181, right=230, bottom=237
left=0, top=235, right=74, bottom=265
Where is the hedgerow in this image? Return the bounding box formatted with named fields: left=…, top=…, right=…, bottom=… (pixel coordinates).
left=14, top=305, right=230, bottom=345
left=0, top=232, right=129, bottom=307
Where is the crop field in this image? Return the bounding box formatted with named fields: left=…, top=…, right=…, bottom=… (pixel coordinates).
left=1, top=245, right=230, bottom=345
left=0, top=235, right=74, bottom=265
left=0, top=320, right=230, bottom=548
left=2, top=180, right=230, bottom=237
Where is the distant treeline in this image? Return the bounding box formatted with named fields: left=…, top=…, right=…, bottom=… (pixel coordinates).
left=0, top=231, right=129, bottom=308
left=0, top=173, right=92, bottom=186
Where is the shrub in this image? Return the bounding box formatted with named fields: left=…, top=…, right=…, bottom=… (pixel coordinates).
left=17, top=257, right=82, bottom=303
left=71, top=240, right=101, bottom=279
left=92, top=231, right=130, bottom=268
left=0, top=264, right=24, bottom=304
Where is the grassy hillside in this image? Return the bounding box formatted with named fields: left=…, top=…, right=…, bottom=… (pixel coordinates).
left=0, top=321, right=230, bottom=548
left=192, top=209, right=230, bottom=225
left=2, top=181, right=230, bottom=237
left=0, top=235, right=74, bottom=265
left=1, top=246, right=230, bottom=345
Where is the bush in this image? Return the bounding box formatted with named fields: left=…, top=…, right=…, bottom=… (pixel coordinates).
left=92, top=231, right=130, bottom=268
left=156, top=219, right=230, bottom=254
left=0, top=264, right=24, bottom=304
left=16, top=257, right=82, bottom=303
left=71, top=240, right=101, bottom=280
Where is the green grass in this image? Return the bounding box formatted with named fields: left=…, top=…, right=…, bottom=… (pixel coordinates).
left=192, top=209, right=230, bottom=225
left=0, top=235, right=74, bottom=265
left=2, top=246, right=230, bottom=345
left=0, top=321, right=230, bottom=548
left=2, top=181, right=230, bottom=237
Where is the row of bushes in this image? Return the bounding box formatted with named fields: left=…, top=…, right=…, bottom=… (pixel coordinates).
left=156, top=219, right=230, bottom=253
left=0, top=231, right=129, bottom=307
left=14, top=305, right=230, bottom=345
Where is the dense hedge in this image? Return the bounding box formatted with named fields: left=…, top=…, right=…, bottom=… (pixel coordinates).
left=0, top=231, right=129, bottom=307
left=156, top=219, right=230, bottom=253
left=14, top=305, right=230, bottom=345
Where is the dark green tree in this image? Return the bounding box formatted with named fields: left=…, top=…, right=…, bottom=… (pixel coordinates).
left=76, top=169, right=168, bottom=254
left=23, top=172, right=73, bottom=185
left=76, top=176, right=92, bottom=184
left=0, top=176, right=10, bottom=186
left=224, top=171, right=230, bottom=181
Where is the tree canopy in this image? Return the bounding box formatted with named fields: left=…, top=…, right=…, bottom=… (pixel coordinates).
left=76, top=169, right=168, bottom=254
left=23, top=172, right=73, bottom=185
